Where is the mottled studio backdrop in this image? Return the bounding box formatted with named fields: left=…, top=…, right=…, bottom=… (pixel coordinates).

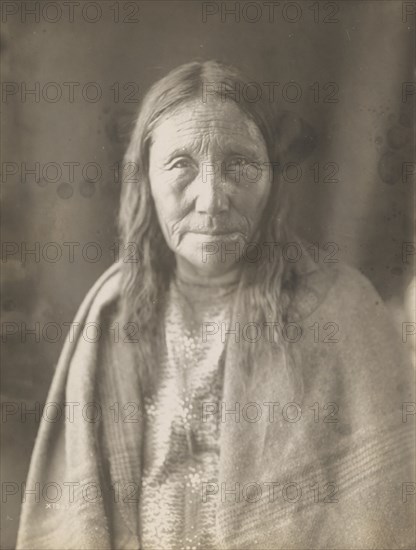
left=1, top=1, right=415, bottom=548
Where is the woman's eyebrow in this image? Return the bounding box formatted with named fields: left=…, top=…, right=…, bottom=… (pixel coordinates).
left=164, top=147, right=192, bottom=163
left=219, top=144, right=260, bottom=158
left=162, top=141, right=261, bottom=163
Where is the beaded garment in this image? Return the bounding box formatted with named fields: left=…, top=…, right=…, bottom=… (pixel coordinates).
left=138, top=275, right=238, bottom=550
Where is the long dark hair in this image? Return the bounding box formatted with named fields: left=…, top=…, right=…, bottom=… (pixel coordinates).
left=118, top=60, right=300, bottom=394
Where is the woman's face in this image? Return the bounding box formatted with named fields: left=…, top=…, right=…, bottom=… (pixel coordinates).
left=148, top=97, right=272, bottom=279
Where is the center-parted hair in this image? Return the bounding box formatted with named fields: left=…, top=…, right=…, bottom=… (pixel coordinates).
left=118, top=60, right=299, bottom=394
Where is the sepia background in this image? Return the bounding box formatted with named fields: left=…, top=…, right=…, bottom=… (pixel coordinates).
left=1, top=1, right=414, bottom=548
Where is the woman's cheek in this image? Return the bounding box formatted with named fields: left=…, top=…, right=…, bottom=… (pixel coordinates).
left=252, top=172, right=272, bottom=208
left=153, top=187, right=189, bottom=244
left=239, top=175, right=270, bottom=205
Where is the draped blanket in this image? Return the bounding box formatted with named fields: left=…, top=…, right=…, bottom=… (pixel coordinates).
left=17, top=255, right=415, bottom=549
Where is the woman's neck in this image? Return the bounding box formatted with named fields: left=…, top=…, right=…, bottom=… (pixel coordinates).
left=175, top=256, right=242, bottom=287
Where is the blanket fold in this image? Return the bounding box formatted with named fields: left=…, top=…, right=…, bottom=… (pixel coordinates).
left=16, top=257, right=415, bottom=549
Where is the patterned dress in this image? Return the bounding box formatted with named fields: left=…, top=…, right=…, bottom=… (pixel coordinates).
left=138, top=275, right=238, bottom=550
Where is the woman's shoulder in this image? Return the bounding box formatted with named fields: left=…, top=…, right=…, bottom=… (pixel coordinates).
left=55, top=263, right=124, bottom=365
left=72, top=262, right=123, bottom=325
left=288, top=251, right=386, bottom=323
left=291, top=254, right=414, bottom=428
left=317, top=262, right=384, bottom=317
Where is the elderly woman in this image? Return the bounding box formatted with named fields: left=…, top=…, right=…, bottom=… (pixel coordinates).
left=17, top=61, right=414, bottom=550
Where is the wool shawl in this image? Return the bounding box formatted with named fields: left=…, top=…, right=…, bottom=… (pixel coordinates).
left=17, top=252, right=415, bottom=549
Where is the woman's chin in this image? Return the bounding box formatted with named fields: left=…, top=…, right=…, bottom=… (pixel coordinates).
left=177, top=232, right=247, bottom=267
left=178, top=231, right=246, bottom=266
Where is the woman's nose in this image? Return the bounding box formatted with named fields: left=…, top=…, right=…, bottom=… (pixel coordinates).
left=194, top=164, right=229, bottom=215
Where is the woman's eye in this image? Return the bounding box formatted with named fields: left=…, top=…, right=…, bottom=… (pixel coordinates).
left=170, top=158, right=191, bottom=169
left=226, top=157, right=247, bottom=169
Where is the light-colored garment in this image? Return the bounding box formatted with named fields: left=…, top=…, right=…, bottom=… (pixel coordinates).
left=139, top=277, right=237, bottom=549
left=16, top=253, right=416, bottom=549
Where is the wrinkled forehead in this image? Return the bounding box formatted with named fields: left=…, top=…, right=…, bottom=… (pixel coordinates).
left=149, top=98, right=268, bottom=158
